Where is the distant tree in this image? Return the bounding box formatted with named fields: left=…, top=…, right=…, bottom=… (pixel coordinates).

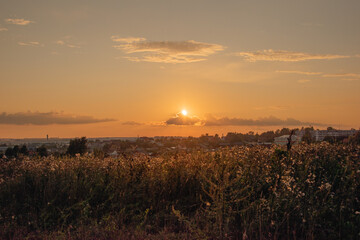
left=280, top=128, right=291, bottom=136
left=12, top=145, right=20, bottom=157
left=259, top=131, right=275, bottom=142
left=20, top=145, right=29, bottom=156
left=302, top=128, right=314, bottom=144
left=327, top=126, right=336, bottom=131
left=348, top=131, right=360, bottom=145
left=36, top=145, right=48, bottom=157
left=67, top=137, right=87, bottom=156
left=5, top=147, right=13, bottom=158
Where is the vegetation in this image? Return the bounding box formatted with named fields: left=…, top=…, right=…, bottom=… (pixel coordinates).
left=0, top=143, right=359, bottom=239
left=67, top=137, right=88, bottom=156
left=36, top=145, right=48, bottom=157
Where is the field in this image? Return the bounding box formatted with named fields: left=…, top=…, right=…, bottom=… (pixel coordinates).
left=1, top=143, right=359, bottom=239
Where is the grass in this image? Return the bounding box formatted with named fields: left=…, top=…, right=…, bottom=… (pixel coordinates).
left=1, top=142, right=359, bottom=239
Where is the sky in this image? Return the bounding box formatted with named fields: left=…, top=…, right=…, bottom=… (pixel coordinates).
left=0, top=0, right=359, bottom=138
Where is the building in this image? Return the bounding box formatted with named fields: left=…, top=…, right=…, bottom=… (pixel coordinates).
left=313, top=130, right=357, bottom=141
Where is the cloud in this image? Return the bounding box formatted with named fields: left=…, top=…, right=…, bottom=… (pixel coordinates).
left=322, top=73, right=360, bottom=78
left=165, top=113, right=203, bottom=125
left=5, top=18, right=33, bottom=26
left=56, top=40, right=65, bottom=45
left=276, top=70, right=322, bottom=75
left=164, top=113, right=320, bottom=127
left=111, top=36, right=146, bottom=43
left=18, top=41, right=42, bottom=47
left=122, top=121, right=142, bottom=126
left=112, top=36, right=224, bottom=63
left=235, top=49, right=348, bottom=62
left=125, top=55, right=206, bottom=63
left=322, top=73, right=360, bottom=81
left=55, top=38, right=81, bottom=48
left=204, top=115, right=321, bottom=126
left=0, top=27, right=8, bottom=31
left=277, top=70, right=360, bottom=81
left=0, top=112, right=115, bottom=125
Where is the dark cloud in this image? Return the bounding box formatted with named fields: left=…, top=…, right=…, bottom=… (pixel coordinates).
left=164, top=114, right=323, bottom=127
left=165, top=113, right=202, bottom=126
left=0, top=112, right=115, bottom=125
left=122, top=121, right=142, bottom=126
left=204, top=115, right=321, bottom=126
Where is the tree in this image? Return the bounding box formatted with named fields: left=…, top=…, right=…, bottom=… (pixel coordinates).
left=5, top=147, right=13, bottom=158
left=67, top=137, right=87, bottom=156
left=302, top=128, right=314, bottom=144
left=348, top=131, right=360, bottom=145
left=12, top=145, right=20, bottom=157
left=20, top=145, right=29, bottom=156
left=37, top=145, right=48, bottom=157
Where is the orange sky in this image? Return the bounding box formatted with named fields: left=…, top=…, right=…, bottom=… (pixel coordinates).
left=1, top=0, right=359, bottom=138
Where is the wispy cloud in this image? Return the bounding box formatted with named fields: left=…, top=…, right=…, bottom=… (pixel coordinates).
left=0, top=112, right=115, bottom=125
left=322, top=73, right=360, bottom=81
left=0, top=27, right=8, bottom=31
left=322, top=73, right=360, bottom=78
left=111, top=37, right=146, bottom=43
left=236, top=49, right=348, bottom=62
left=18, top=41, right=42, bottom=47
left=277, top=70, right=360, bottom=81
left=5, top=18, right=33, bottom=26
left=112, top=36, right=224, bottom=63
left=276, top=70, right=322, bottom=75
left=55, top=38, right=81, bottom=48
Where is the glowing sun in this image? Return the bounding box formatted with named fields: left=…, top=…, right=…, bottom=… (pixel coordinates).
left=181, top=109, right=188, bottom=116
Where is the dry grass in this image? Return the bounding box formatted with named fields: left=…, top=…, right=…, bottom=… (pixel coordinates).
left=1, top=143, right=359, bottom=239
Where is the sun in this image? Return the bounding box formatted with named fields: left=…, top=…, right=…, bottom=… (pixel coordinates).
left=181, top=109, right=188, bottom=116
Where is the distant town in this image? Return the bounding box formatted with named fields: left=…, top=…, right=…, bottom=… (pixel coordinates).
left=1, top=127, right=359, bottom=159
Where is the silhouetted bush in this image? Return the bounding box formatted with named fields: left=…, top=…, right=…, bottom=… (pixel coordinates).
left=67, top=137, right=87, bottom=156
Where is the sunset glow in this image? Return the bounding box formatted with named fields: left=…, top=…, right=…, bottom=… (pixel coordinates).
left=0, top=1, right=359, bottom=138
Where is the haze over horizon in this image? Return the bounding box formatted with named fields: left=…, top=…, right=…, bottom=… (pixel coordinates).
left=1, top=0, right=359, bottom=138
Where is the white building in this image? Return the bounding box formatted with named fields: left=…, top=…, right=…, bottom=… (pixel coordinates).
left=313, top=130, right=357, bottom=141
